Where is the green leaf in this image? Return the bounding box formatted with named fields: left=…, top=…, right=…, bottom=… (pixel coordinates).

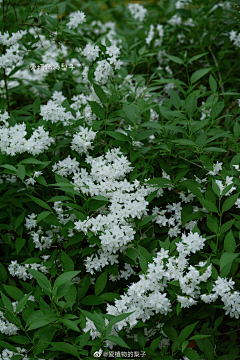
left=178, top=322, right=198, bottom=347
left=234, top=121, right=240, bottom=138
left=210, top=101, right=224, bottom=120
left=182, top=340, right=189, bottom=353
left=54, top=281, right=72, bottom=300
left=105, top=335, right=130, bottom=348
left=212, top=179, right=220, bottom=197
left=220, top=219, right=235, bottom=234
left=34, top=86, right=51, bottom=97
left=47, top=196, right=72, bottom=202
left=88, top=100, right=105, bottom=119
left=0, top=164, right=18, bottom=172
left=138, top=244, right=152, bottom=262
left=0, top=341, right=18, bottom=353
left=33, top=96, right=41, bottom=115
left=53, top=271, right=81, bottom=290
left=36, top=211, right=51, bottom=224
left=33, top=326, right=56, bottom=355
left=138, top=215, right=156, bottom=227
left=181, top=180, right=203, bottom=198
left=61, top=250, right=74, bottom=271
left=163, top=325, right=178, bottom=342
left=196, top=338, right=214, bottom=360
left=185, top=94, right=197, bottom=118
left=224, top=230, right=236, bottom=253
left=207, top=215, right=218, bottom=233
left=0, top=263, right=8, bottom=283
left=8, top=335, right=29, bottom=345
left=165, top=54, right=184, bottom=64
left=27, top=195, right=52, bottom=211
left=16, top=293, right=33, bottom=313
left=18, top=158, right=44, bottom=165
left=27, top=269, right=52, bottom=296
left=122, top=103, right=138, bottom=125
left=171, top=139, right=196, bottom=146
left=61, top=318, right=80, bottom=332
left=75, top=330, right=91, bottom=349
left=190, top=68, right=212, bottom=84
left=80, top=295, right=106, bottom=305
left=183, top=347, right=201, bottom=360
left=49, top=342, right=79, bottom=357
left=222, top=193, right=239, bottom=213
left=189, top=334, right=211, bottom=340
left=107, top=312, right=135, bottom=328
left=105, top=130, right=129, bottom=142
left=220, top=252, right=239, bottom=272
left=126, top=248, right=138, bottom=263
left=43, top=13, right=57, bottom=27
left=198, top=198, right=218, bottom=213
left=188, top=52, right=209, bottom=64
left=14, top=210, right=26, bottom=231
left=17, top=164, right=25, bottom=181
left=0, top=291, right=13, bottom=312
left=78, top=309, right=104, bottom=327
left=93, top=83, right=108, bottom=103
left=91, top=195, right=109, bottom=201
left=146, top=177, right=172, bottom=186
left=95, top=272, right=108, bottom=296
left=209, top=74, right=217, bottom=93
left=170, top=89, right=181, bottom=110
left=2, top=285, right=24, bottom=301
left=15, top=238, right=26, bottom=254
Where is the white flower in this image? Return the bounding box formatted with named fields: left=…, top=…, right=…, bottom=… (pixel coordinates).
left=67, top=10, right=86, bottom=29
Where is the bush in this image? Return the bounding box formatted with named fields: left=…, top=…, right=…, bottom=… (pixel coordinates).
left=0, top=0, right=240, bottom=359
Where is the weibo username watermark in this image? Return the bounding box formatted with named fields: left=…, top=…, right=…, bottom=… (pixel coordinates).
left=30, top=63, right=75, bottom=71
left=93, top=349, right=147, bottom=358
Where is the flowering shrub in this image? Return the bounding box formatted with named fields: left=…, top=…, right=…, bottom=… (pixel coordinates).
left=0, top=0, right=240, bottom=359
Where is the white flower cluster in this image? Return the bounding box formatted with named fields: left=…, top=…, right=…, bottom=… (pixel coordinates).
left=40, top=98, right=75, bottom=125
left=82, top=43, right=100, bottom=62
left=70, top=148, right=160, bottom=274
left=52, top=155, right=79, bottom=176
left=67, top=10, right=86, bottom=29
left=146, top=24, right=164, bottom=47
left=207, top=161, right=222, bottom=176
left=0, top=115, right=55, bottom=156
left=108, top=262, right=137, bottom=282
left=215, top=176, right=236, bottom=196
left=106, top=44, right=123, bottom=69
left=201, top=276, right=240, bottom=319
left=0, top=347, right=46, bottom=360
left=0, top=30, right=27, bottom=68
left=13, top=30, right=68, bottom=90
left=83, top=231, right=212, bottom=348
left=146, top=25, right=155, bottom=46
left=94, top=59, right=114, bottom=85
left=200, top=101, right=211, bottom=120
left=0, top=30, right=27, bottom=46
left=167, top=14, right=182, bottom=26
left=230, top=30, right=240, bottom=48
left=0, top=311, right=19, bottom=335
left=25, top=209, right=72, bottom=250
left=175, top=0, right=192, bottom=9
left=8, top=260, right=48, bottom=281
left=71, top=126, right=97, bottom=155
left=127, top=3, right=147, bottom=23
